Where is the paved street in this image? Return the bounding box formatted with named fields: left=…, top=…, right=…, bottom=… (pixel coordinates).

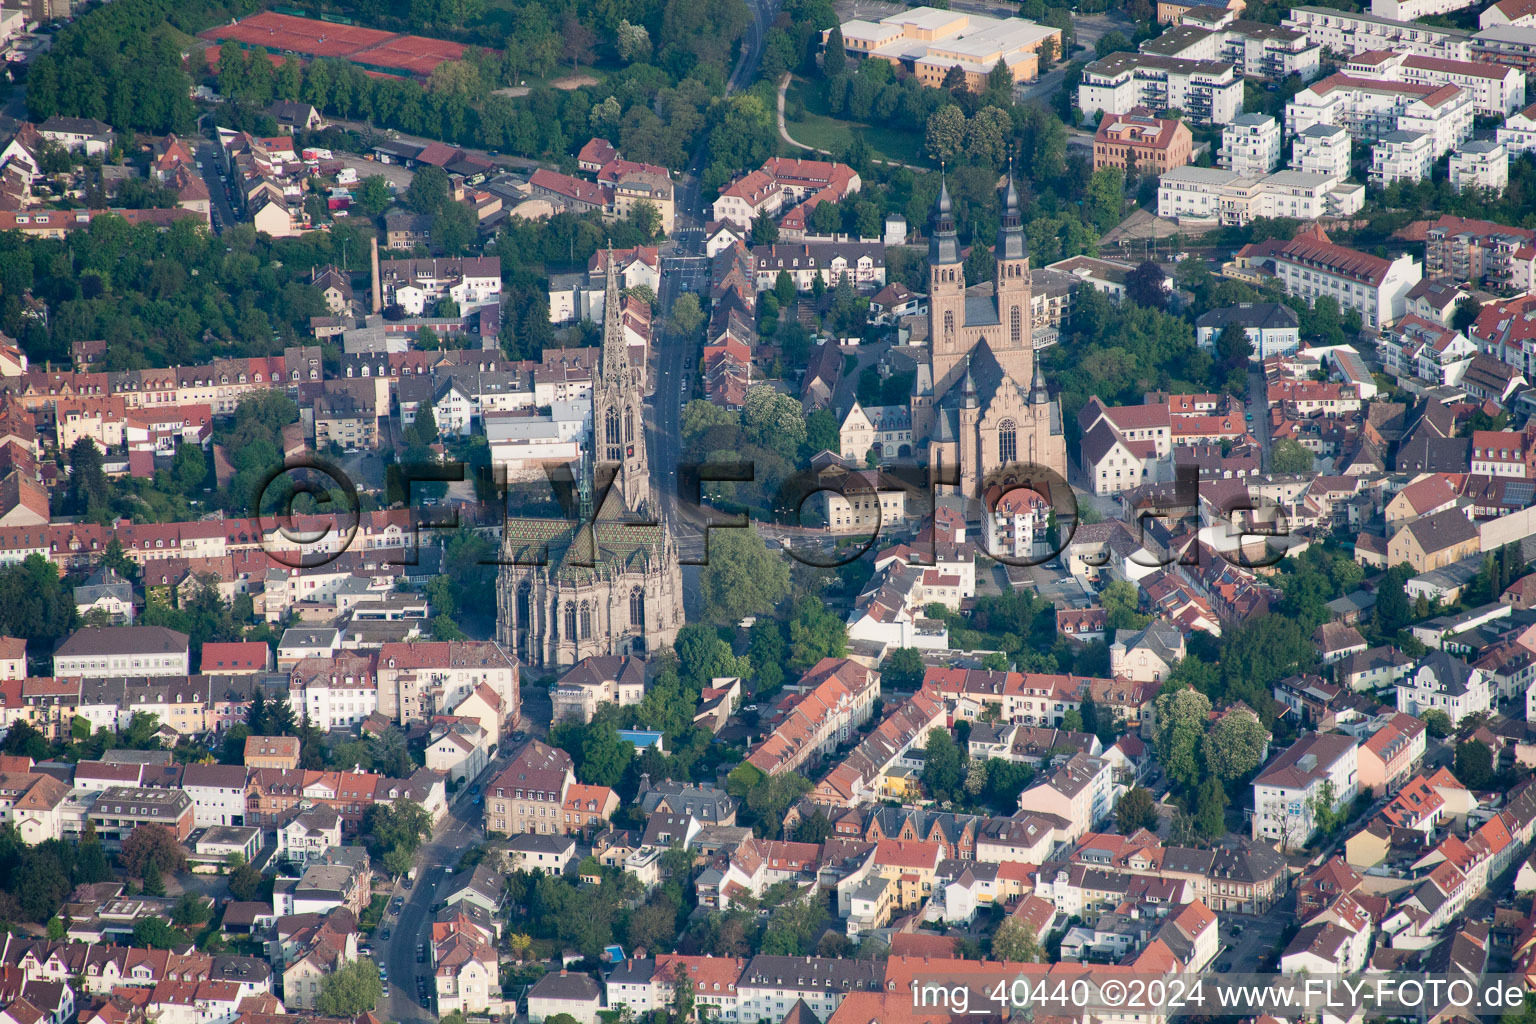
left=192, top=137, right=238, bottom=234
left=377, top=779, right=490, bottom=1023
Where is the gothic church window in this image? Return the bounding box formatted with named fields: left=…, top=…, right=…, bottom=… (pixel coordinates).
left=1010, top=306, right=1022, bottom=347
left=999, top=420, right=1017, bottom=465
left=579, top=603, right=593, bottom=639
left=630, top=588, right=645, bottom=627
left=563, top=603, right=576, bottom=641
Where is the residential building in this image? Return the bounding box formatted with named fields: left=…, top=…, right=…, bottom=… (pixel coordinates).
left=1450, top=140, right=1509, bottom=192
left=1078, top=52, right=1245, bottom=125
left=1386, top=506, right=1479, bottom=571
left=1251, top=732, right=1359, bottom=845
left=1396, top=650, right=1491, bottom=724
left=1234, top=224, right=1421, bottom=331
left=749, top=243, right=886, bottom=292
left=1356, top=711, right=1427, bottom=794
left=1221, top=114, right=1283, bottom=176
left=52, top=626, right=190, bottom=679
left=485, top=740, right=574, bottom=836
left=1371, top=129, right=1435, bottom=185
left=1196, top=302, right=1302, bottom=360
left=1094, top=111, right=1194, bottom=174
left=1372, top=0, right=1476, bottom=21
left=1286, top=74, right=1474, bottom=156
left=181, top=763, right=250, bottom=828
left=528, top=970, right=602, bottom=1024
left=1148, top=14, right=1323, bottom=81
left=1017, top=753, right=1115, bottom=842
left=89, top=786, right=195, bottom=844
left=1499, top=100, right=1536, bottom=153
left=1282, top=7, right=1473, bottom=61
left=1424, top=215, right=1536, bottom=288
left=1157, top=166, right=1364, bottom=225
left=1291, top=123, right=1353, bottom=180
left=1343, top=48, right=1525, bottom=116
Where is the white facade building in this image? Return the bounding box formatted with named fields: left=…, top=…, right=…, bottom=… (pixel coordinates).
left=1343, top=50, right=1524, bottom=117
left=1371, top=0, right=1478, bottom=24
left=1286, top=73, right=1473, bottom=158
left=1222, top=114, right=1283, bottom=176
left=1291, top=123, right=1353, bottom=180
left=1252, top=226, right=1422, bottom=332
left=181, top=764, right=251, bottom=828
left=1282, top=7, right=1473, bottom=61
left=1078, top=52, right=1244, bottom=125
left=1498, top=101, right=1536, bottom=154
left=1157, top=166, right=1364, bottom=225
left=1450, top=140, right=1510, bottom=192
left=1371, top=129, right=1435, bottom=184
left=1251, top=732, right=1359, bottom=845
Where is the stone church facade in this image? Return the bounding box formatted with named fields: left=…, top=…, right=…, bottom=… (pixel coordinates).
left=496, top=253, right=684, bottom=668
left=912, top=174, right=1069, bottom=504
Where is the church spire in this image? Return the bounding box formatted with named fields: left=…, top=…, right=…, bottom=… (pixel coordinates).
left=961, top=356, right=978, bottom=409
left=600, top=243, right=630, bottom=384
left=996, top=159, right=1027, bottom=262
left=929, top=166, right=960, bottom=266
left=1028, top=352, right=1049, bottom=405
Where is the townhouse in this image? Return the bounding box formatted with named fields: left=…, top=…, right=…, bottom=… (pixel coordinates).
left=744, top=659, right=881, bottom=777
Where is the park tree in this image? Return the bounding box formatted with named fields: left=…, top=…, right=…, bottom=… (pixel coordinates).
left=1126, top=261, right=1168, bottom=309
left=822, top=27, right=846, bottom=77
left=1271, top=439, right=1314, bottom=474
left=991, top=919, right=1043, bottom=963
left=1154, top=687, right=1212, bottom=793
left=1214, top=323, right=1252, bottom=368
left=1115, top=785, right=1158, bottom=833
left=922, top=728, right=967, bottom=803
left=120, top=825, right=187, bottom=880
left=698, top=526, right=790, bottom=623
left=1455, top=739, right=1495, bottom=789
left=669, top=292, right=705, bottom=335
left=363, top=799, right=432, bottom=875
left=1203, top=710, right=1269, bottom=782
left=1421, top=709, right=1453, bottom=739
left=882, top=648, right=926, bottom=690
left=316, top=961, right=384, bottom=1016
left=925, top=105, right=966, bottom=162
left=405, top=165, right=451, bottom=215
left=1194, top=776, right=1228, bottom=840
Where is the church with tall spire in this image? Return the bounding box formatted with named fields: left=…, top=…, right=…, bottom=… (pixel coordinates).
left=495, top=250, right=683, bottom=668
left=912, top=170, right=1068, bottom=502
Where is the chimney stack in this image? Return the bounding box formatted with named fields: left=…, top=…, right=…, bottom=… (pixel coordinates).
left=370, top=235, right=382, bottom=315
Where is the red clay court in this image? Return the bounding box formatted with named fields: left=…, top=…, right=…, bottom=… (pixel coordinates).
left=199, top=11, right=482, bottom=78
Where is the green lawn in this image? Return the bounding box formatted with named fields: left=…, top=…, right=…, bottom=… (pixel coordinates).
left=783, top=77, right=929, bottom=168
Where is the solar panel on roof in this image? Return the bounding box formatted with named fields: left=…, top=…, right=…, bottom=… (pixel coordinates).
left=1505, top=481, right=1533, bottom=505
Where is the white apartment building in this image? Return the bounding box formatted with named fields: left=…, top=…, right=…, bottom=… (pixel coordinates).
left=52, top=626, right=190, bottom=679
left=1222, top=113, right=1283, bottom=175
left=379, top=257, right=501, bottom=318
left=1143, top=17, right=1323, bottom=80
left=181, top=764, right=251, bottom=828
left=1371, top=0, right=1477, bottom=24
left=1251, top=732, right=1359, bottom=845
left=1078, top=52, right=1244, bottom=125
left=1283, top=6, right=1473, bottom=60
left=1371, top=129, right=1435, bottom=184
left=1251, top=226, right=1423, bottom=331
left=1287, top=74, right=1473, bottom=156
left=1450, top=140, right=1509, bottom=192
left=1396, top=652, right=1491, bottom=724
left=1344, top=50, right=1525, bottom=116
left=1499, top=101, right=1536, bottom=153
left=1157, top=166, right=1364, bottom=225
left=1291, top=123, right=1353, bottom=179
